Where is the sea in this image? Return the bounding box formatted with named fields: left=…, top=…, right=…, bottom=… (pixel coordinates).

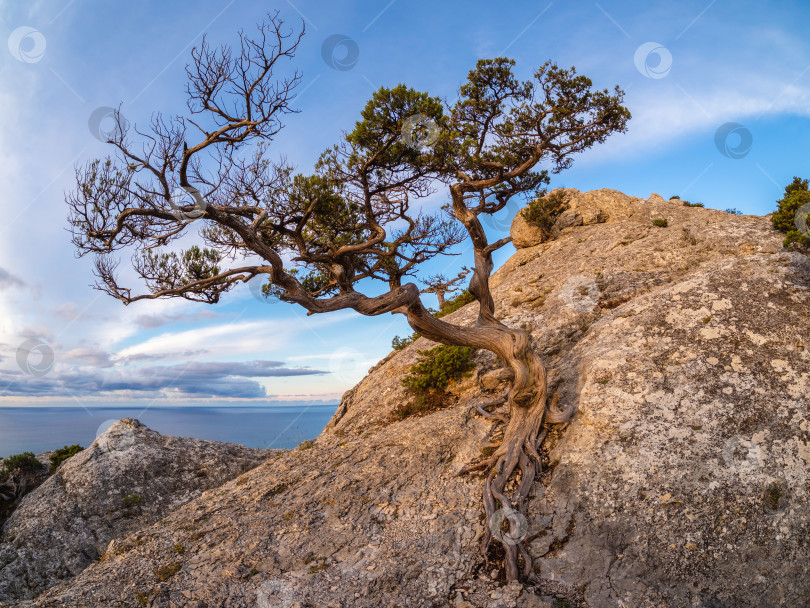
left=0, top=404, right=338, bottom=457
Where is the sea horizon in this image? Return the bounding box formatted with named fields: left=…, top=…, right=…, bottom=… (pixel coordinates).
left=0, top=404, right=339, bottom=456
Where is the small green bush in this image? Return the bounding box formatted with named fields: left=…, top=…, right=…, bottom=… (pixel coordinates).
left=122, top=494, right=143, bottom=506
left=434, top=289, right=476, bottom=319
left=521, top=191, right=570, bottom=238
left=1, top=452, right=41, bottom=477
left=765, top=482, right=783, bottom=510
left=49, top=444, right=84, bottom=473
left=154, top=562, right=181, bottom=582
left=725, top=208, right=743, bottom=215
left=0, top=453, right=45, bottom=526
left=392, top=333, right=419, bottom=350
left=772, top=176, right=810, bottom=250
left=397, top=345, right=475, bottom=418
left=682, top=201, right=704, bottom=208
left=392, top=291, right=477, bottom=350
left=652, top=218, right=668, bottom=228
left=669, top=195, right=680, bottom=200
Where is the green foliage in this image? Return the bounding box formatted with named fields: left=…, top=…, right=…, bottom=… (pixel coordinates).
left=397, top=345, right=475, bottom=418
left=1, top=452, right=41, bottom=477
left=669, top=195, right=680, bottom=200
left=49, top=444, right=84, bottom=473
left=652, top=218, right=668, bottom=228
left=725, top=208, right=743, bottom=215
left=434, top=289, right=476, bottom=319
left=392, top=290, right=477, bottom=350
left=71, top=32, right=631, bottom=313
left=122, top=494, right=143, bottom=505
left=682, top=201, right=704, bottom=208
left=0, top=452, right=45, bottom=527
left=154, top=562, right=182, bottom=582
left=392, top=333, right=419, bottom=350
left=137, top=245, right=226, bottom=302
left=765, top=482, right=783, bottom=510
left=521, top=191, right=570, bottom=239
left=772, top=176, right=810, bottom=250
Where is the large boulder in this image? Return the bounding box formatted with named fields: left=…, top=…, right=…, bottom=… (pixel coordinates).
left=511, top=188, right=655, bottom=249
left=0, top=418, right=275, bottom=603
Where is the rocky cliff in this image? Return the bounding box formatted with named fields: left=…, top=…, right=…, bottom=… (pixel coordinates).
left=6, top=189, right=810, bottom=608
left=0, top=419, right=275, bottom=603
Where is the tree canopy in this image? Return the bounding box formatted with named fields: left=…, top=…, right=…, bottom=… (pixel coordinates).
left=772, top=176, right=810, bottom=250
left=68, top=14, right=629, bottom=319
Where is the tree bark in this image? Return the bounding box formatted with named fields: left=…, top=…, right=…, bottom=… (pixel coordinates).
left=403, top=298, right=573, bottom=582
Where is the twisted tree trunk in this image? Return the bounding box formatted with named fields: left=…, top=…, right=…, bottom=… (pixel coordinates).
left=404, top=299, right=573, bottom=581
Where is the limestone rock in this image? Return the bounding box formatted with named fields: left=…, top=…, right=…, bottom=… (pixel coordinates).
left=510, top=211, right=548, bottom=249
left=510, top=188, right=642, bottom=249
left=10, top=190, right=810, bottom=608
left=0, top=418, right=275, bottom=603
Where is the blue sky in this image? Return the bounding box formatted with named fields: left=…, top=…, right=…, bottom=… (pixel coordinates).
left=0, top=0, right=808, bottom=407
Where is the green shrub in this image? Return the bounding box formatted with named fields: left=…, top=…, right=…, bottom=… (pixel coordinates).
left=652, top=218, right=668, bottom=228
left=772, top=176, right=810, bottom=250
left=725, top=208, right=743, bottom=215
left=1, top=452, right=41, bottom=477
left=434, top=289, right=476, bottom=319
left=682, top=201, right=704, bottom=208
left=397, top=345, right=475, bottom=418
left=392, top=291, right=477, bottom=350
left=521, top=191, right=570, bottom=238
left=392, top=333, right=419, bottom=350
left=765, top=482, right=783, bottom=510
left=0, top=453, right=45, bottom=526
left=669, top=195, right=680, bottom=200
left=122, top=494, right=143, bottom=505
left=49, top=444, right=84, bottom=473
left=154, top=562, right=181, bottom=581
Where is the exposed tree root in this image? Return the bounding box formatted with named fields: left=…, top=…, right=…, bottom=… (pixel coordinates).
left=462, top=351, right=575, bottom=583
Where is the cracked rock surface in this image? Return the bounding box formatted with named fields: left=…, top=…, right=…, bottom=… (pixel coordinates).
left=9, top=190, right=810, bottom=607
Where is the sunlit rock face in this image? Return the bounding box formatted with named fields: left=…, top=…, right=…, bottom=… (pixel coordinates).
left=12, top=191, right=810, bottom=608
left=0, top=418, right=274, bottom=603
